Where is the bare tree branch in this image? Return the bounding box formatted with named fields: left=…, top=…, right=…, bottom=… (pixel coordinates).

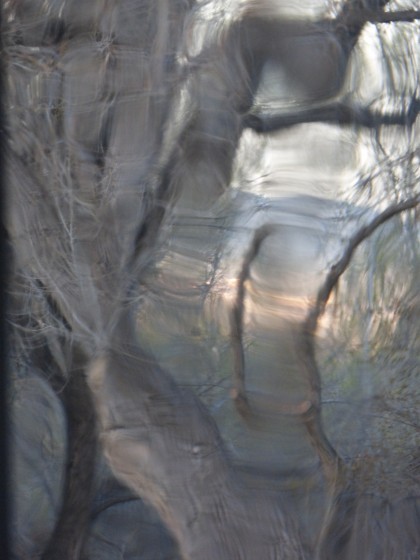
left=299, top=195, right=419, bottom=486
left=306, top=195, right=420, bottom=335
left=347, top=9, right=420, bottom=25
left=245, top=99, right=420, bottom=133
left=230, top=224, right=277, bottom=418
left=230, top=224, right=314, bottom=421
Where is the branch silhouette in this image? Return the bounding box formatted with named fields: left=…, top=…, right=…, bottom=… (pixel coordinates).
left=300, top=194, right=419, bottom=486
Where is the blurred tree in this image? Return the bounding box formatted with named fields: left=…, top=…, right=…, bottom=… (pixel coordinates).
left=4, top=1, right=419, bottom=559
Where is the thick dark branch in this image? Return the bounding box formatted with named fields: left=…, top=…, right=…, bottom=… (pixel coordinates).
left=42, top=350, right=97, bottom=560
left=245, top=99, right=420, bottom=133
left=349, top=9, right=420, bottom=25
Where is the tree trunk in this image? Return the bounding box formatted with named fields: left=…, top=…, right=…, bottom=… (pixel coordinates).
left=88, top=311, right=306, bottom=560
